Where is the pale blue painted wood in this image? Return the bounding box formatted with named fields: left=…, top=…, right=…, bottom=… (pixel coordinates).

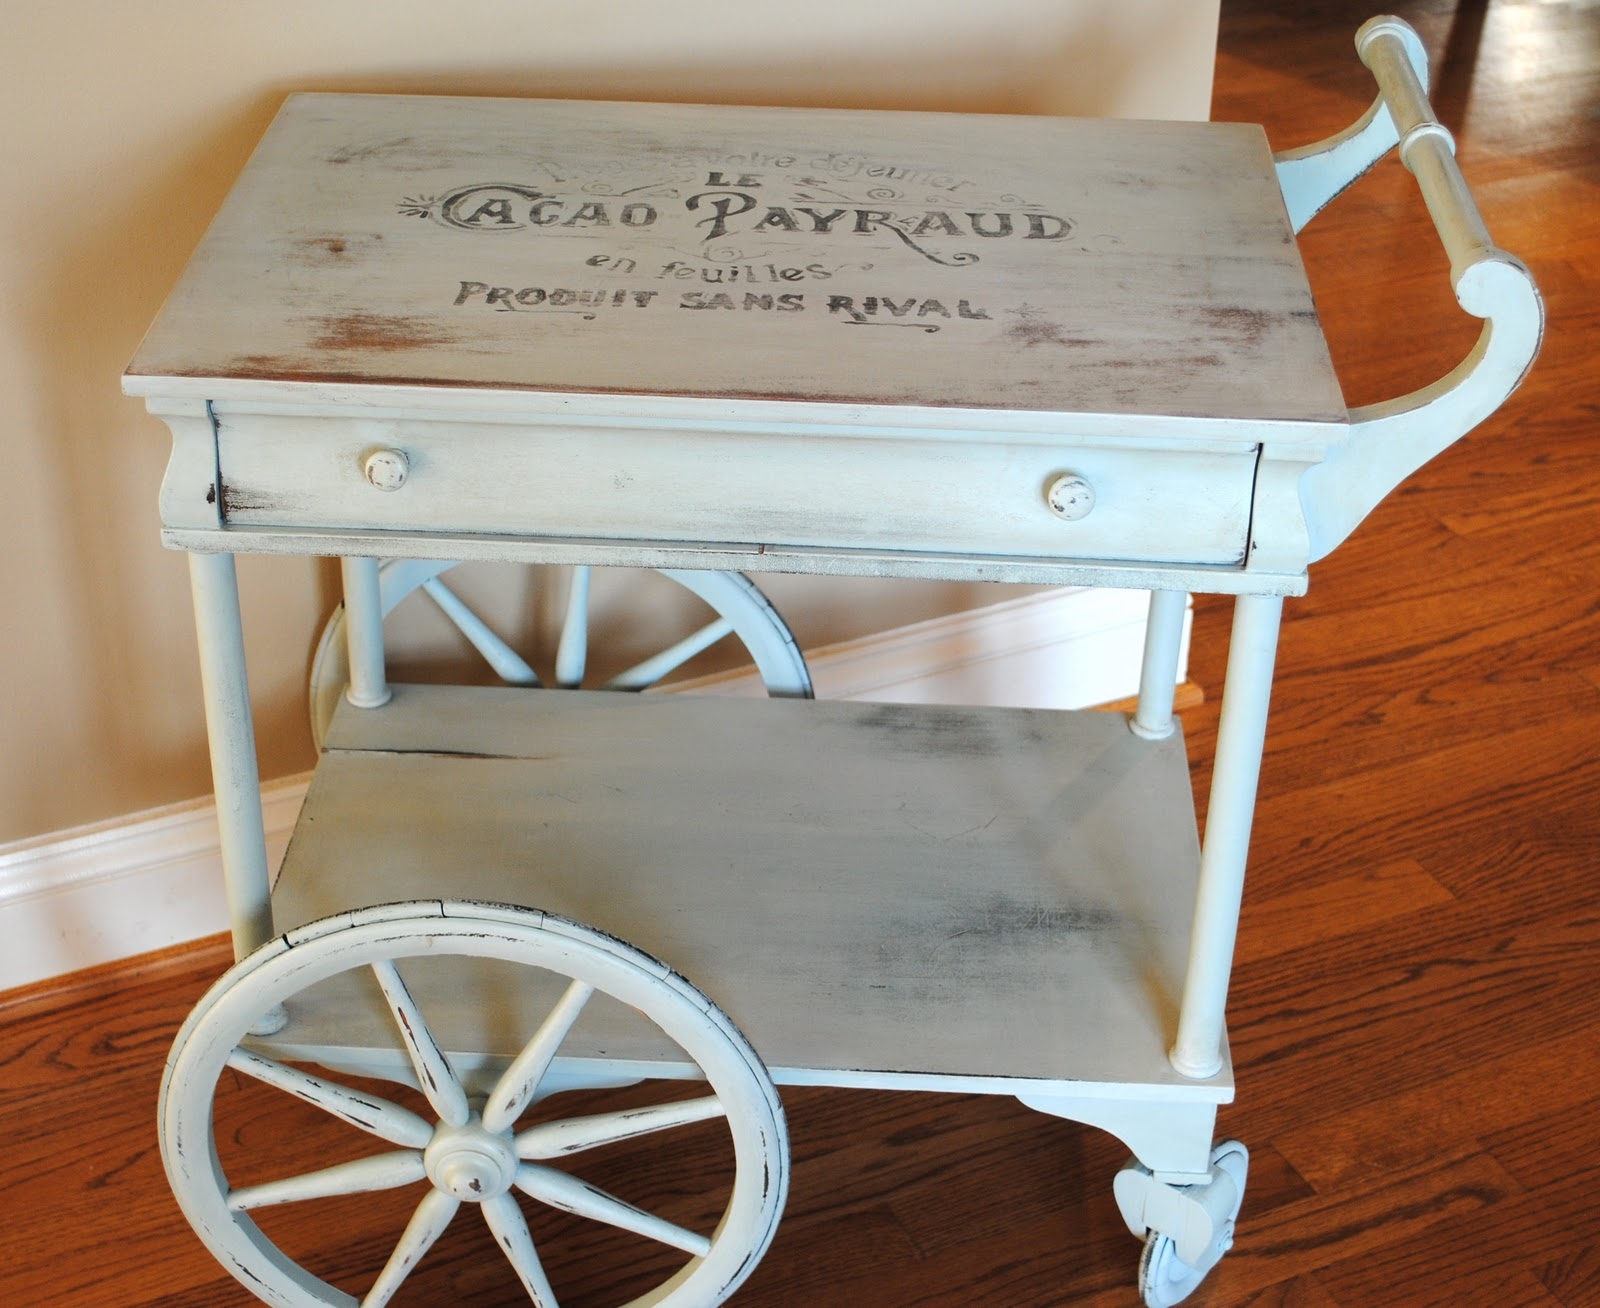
left=1132, top=590, right=1189, bottom=741
left=186, top=551, right=272, bottom=959
left=1169, top=594, right=1283, bottom=1080
left=146, top=21, right=1546, bottom=1303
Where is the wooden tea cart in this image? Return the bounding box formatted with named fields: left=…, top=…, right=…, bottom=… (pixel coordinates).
left=125, top=17, right=1541, bottom=1306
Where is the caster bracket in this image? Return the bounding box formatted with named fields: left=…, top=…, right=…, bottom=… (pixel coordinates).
left=1115, top=1139, right=1248, bottom=1297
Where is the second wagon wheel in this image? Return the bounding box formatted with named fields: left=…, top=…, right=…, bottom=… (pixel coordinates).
left=309, top=562, right=812, bottom=747
left=161, top=901, right=788, bottom=1308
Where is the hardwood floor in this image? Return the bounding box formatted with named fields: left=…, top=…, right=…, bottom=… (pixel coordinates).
left=3, top=1, right=1596, bottom=1302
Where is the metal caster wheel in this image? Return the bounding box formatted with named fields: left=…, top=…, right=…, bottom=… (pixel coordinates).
left=161, top=901, right=788, bottom=1307
left=310, top=561, right=812, bottom=746
left=1120, top=1140, right=1249, bottom=1307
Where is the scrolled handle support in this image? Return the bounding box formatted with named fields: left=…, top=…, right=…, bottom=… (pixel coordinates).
left=1285, top=16, right=1544, bottom=563
left=1272, top=18, right=1427, bottom=233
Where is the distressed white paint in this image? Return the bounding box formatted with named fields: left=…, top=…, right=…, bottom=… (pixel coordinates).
left=163, top=522, right=1315, bottom=596
left=1279, top=17, right=1545, bottom=563
left=1017, top=1092, right=1218, bottom=1183
left=1169, top=595, right=1283, bottom=1079
left=0, top=588, right=1142, bottom=993
left=669, top=586, right=1180, bottom=708
left=187, top=552, right=273, bottom=959
left=338, top=555, right=391, bottom=710
left=1132, top=590, right=1188, bottom=740
left=553, top=564, right=595, bottom=688
left=129, top=74, right=1538, bottom=596
left=1119, top=1140, right=1249, bottom=1306
left=162, top=901, right=787, bottom=1308
left=124, top=95, right=1352, bottom=592
left=119, top=22, right=1544, bottom=1303
left=1116, top=1143, right=1245, bottom=1267
left=126, top=97, right=1337, bottom=424
left=1273, top=22, right=1428, bottom=234
left=207, top=412, right=1259, bottom=569
left=273, top=685, right=1230, bottom=1103
left=308, top=561, right=812, bottom=746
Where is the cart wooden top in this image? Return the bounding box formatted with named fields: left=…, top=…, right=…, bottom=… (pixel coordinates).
left=127, top=94, right=1345, bottom=429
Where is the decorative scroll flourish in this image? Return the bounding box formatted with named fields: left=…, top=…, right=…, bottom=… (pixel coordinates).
left=874, top=219, right=980, bottom=268
left=842, top=320, right=942, bottom=333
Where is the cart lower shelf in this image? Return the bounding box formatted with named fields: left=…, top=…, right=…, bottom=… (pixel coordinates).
left=266, top=684, right=1230, bottom=1118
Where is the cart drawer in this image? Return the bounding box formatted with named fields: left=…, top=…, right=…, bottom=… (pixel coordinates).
left=215, top=415, right=1256, bottom=567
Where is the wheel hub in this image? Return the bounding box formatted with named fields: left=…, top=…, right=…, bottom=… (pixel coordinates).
left=424, top=1117, right=518, bottom=1202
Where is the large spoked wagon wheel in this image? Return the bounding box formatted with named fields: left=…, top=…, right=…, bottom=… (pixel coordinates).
left=161, top=901, right=788, bottom=1308
left=309, top=562, right=811, bottom=747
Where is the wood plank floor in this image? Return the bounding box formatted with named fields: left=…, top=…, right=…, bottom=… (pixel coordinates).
left=3, top=1, right=1595, bottom=1302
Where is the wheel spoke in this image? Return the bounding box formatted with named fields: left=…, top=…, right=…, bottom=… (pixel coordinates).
left=227, top=1150, right=426, bottom=1211
left=516, top=1095, right=726, bottom=1160
left=421, top=576, right=541, bottom=685
left=227, top=1047, right=434, bottom=1148
left=553, top=566, right=592, bottom=688
left=165, top=902, right=789, bottom=1308
left=482, top=1192, right=561, bottom=1307
left=482, top=980, right=595, bottom=1133
left=516, top=1163, right=712, bottom=1257
left=603, top=618, right=735, bottom=690
left=362, top=1187, right=460, bottom=1307
left=370, top=959, right=471, bottom=1127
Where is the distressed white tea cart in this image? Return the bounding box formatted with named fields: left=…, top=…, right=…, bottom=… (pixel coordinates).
left=126, top=18, right=1541, bottom=1306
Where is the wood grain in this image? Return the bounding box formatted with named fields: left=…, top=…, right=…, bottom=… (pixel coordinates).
left=126, top=98, right=1343, bottom=424
left=5, top=1, right=1598, bottom=1303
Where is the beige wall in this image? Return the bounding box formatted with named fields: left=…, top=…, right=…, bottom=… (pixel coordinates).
left=0, top=0, right=1218, bottom=844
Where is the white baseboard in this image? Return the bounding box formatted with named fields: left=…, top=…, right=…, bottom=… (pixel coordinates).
left=0, top=776, right=310, bottom=993
left=669, top=585, right=1183, bottom=709
left=0, top=586, right=1181, bottom=993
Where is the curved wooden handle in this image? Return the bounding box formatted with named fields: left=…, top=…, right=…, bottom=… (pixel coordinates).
left=1273, top=18, right=1428, bottom=233
left=1290, top=16, right=1545, bottom=563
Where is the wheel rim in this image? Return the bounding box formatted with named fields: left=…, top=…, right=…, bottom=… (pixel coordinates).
left=309, top=563, right=811, bottom=747
left=1139, top=1235, right=1205, bottom=1308
left=161, top=901, right=788, bottom=1308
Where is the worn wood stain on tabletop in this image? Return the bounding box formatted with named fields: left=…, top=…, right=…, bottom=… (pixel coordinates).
left=128, top=95, right=1344, bottom=423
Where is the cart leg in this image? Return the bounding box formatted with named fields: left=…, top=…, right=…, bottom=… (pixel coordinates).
left=1131, top=590, right=1188, bottom=740
left=1170, top=593, right=1283, bottom=1079
left=341, top=555, right=392, bottom=709
left=188, top=551, right=273, bottom=960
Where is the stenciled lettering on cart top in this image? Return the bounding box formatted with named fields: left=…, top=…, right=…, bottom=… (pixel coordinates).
left=399, top=167, right=1074, bottom=267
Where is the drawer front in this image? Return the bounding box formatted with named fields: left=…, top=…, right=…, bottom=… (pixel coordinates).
left=215, top=416, right=1255, bottom=567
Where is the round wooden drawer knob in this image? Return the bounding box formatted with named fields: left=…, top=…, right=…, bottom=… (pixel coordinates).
left=363, top=448, right=410, bottom=491
left=1045, top=473, right=1095, bottom=521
